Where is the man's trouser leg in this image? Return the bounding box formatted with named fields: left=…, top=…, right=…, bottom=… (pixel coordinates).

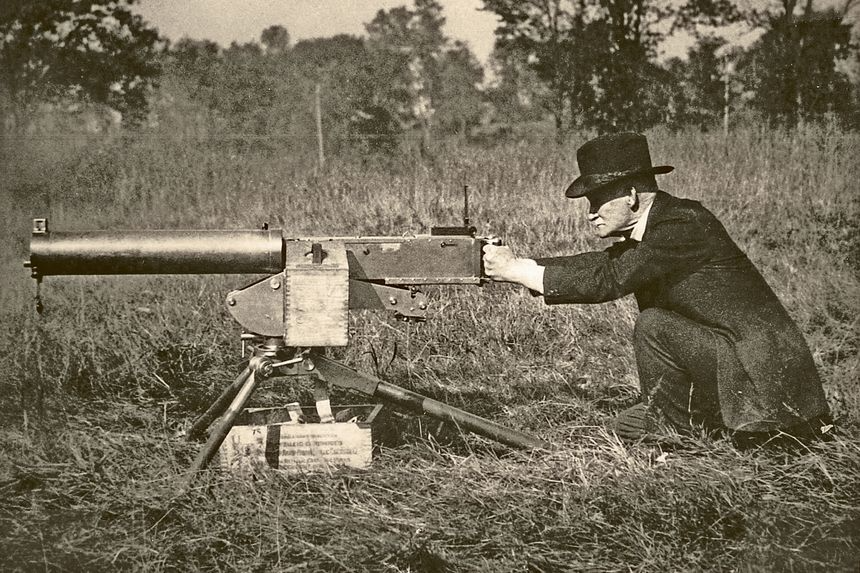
left=613, top=308, right=726, bottom=441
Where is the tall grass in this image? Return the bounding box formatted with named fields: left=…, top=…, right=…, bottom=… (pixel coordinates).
left=0, top=125, right=858, bottom=571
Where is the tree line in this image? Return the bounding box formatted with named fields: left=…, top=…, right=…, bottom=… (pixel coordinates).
left=487, top=0, right=859, bottom=134
left=1, top=0, right=858, bottom=151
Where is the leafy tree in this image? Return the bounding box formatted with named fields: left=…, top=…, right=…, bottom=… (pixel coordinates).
left=482, top=0, right=584, bottom=136
left=434, top=41, right=485, bottom=135
left=168, top=38, right=220, bottom=104
left=0, top=0, right=162, bottom=128
left=213, top=40, right=303, bottom=140
left=674, top=0, right=859, bottom=127
left=483, top=0, right=674, bottom=134
left=591, top=0, right=674, bottom=130
left=365, top=0, right=450, bottom=142
left=293, top=35, right=401, bottom=152
left=261, top=25, right=290, bottom=55
left=485, top=44, right=548, bottom=124
left=739, top=1, right=856, bottom=126
left=674, top=0, right=745, bottom=30
left=348, top=105, right=403, bottom=154
left=162, top=1, right=488, bottom=155
left=173, top=38, right=220, bottom=66
left=162, top=33, right=308, bottom=149
left=292, top=34, right=365, bottom=69
left=665, top=36, right=730, bottom=128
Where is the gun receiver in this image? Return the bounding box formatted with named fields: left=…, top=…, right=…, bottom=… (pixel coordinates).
left=26, top=217, right=545, bottom=477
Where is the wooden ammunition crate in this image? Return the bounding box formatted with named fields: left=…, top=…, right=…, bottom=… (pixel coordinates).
left=218, top=404, right=383, bottom=475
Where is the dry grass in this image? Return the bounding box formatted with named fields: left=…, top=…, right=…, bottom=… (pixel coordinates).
left=0, top=125, right=858, bottom=571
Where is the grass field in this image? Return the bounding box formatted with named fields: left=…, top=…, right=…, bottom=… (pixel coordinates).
left=0, top=126, right=858, bottom=572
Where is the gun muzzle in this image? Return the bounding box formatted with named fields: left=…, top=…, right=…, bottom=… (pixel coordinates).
left=27, top=219, right=284, bottom=277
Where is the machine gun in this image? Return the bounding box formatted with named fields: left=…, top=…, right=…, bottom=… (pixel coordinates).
left=25, top=194, right=549, bottom=476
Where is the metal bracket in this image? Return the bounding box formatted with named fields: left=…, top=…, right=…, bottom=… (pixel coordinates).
left=226, top=273, right=285, bottom=337
left=226, top=273, right=430, bottom=337
left=349, top=281, right=428, bottom=321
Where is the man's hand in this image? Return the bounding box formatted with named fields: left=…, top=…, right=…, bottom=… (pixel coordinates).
left=482, top=244, right=545, bottom=293
left=482, top=244, right=516, bottom=280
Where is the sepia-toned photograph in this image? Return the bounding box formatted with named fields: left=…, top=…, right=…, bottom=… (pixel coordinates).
left=1, top=0, right=858, bottom=570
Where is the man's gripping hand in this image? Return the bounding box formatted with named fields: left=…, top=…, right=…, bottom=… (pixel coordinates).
left=482, top=244, right=545, bottom=294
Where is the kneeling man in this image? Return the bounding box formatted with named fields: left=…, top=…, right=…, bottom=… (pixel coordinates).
left=483, top=133, right=831, bottom=445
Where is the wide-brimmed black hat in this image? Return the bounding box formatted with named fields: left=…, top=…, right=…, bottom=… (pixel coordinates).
left=565, top=132, right=674, bottom=198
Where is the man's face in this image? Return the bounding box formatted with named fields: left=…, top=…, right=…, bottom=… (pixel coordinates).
left=585, top=188, right=636, bottom=238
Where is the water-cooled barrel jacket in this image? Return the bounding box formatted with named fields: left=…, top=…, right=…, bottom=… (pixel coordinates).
left=536, top=191, right=829, bottom=432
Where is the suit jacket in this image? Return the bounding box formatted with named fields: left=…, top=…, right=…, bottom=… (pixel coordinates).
left=537, top=191, right=829, bottom=432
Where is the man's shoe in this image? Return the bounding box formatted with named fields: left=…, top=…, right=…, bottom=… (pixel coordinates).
left=611, top=403, right=683, bottom=447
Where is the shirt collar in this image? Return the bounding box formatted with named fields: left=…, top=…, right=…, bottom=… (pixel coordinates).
left=628, top=199, right=655, bottom=242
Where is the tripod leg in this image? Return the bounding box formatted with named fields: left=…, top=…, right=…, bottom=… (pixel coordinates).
left=186, top=366, right=253, bottom=441
left=187, top=370, right=260, bottom=477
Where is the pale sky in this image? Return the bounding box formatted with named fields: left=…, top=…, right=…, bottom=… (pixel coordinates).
left=134, top=0, right=500, bottom=64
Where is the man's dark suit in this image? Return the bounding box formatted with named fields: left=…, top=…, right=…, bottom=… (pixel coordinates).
left=536, top=191, right=830, bottom=433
